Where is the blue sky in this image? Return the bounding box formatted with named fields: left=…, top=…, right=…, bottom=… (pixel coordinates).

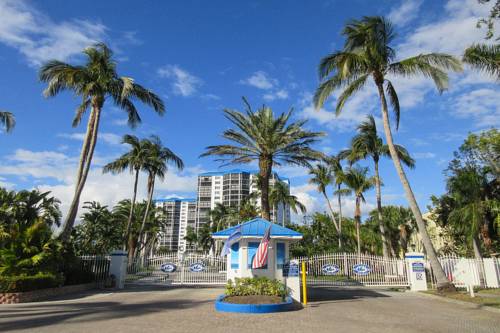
left=0, top=0, right=498, bottom=222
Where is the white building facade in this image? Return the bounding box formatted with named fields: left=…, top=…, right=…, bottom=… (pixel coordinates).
left=155, top=198, right=197, bottom=252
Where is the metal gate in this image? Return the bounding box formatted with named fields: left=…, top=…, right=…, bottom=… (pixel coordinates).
left=295, top=253, right=409, bottom=287
left=126, top=253, right=227, bottom=286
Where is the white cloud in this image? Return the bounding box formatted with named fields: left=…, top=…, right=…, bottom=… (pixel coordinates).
left=388, top=0, right=423, bottom=26
left=58, top=132, right=123, bottom=145
left=0, top=0, right=106, bottom=66
left=451, top=88, right=500, bottom=127
left=240, top=71, right=277, bottom=90
left=298, top=89, right=382, bottom=133
left=413, top=152, right=436, bottom=159
left=157, top=65, right=203, bottom=97
left=263, top=89, right=289, bottom=101
left=0, top=148, right=199, bottom=221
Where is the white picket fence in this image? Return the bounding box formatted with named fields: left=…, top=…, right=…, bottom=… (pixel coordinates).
left=126, top=253, right=227, bottom=286
left=294, top=253, right=409, bottom=287
left=427, top=256, right=500, bottom=289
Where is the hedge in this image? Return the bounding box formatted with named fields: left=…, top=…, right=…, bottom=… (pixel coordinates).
left=0, top=273, right=64, bottom=293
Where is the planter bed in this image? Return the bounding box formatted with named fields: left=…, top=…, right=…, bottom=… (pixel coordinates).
left=0, top=283, right=97, bottom=304
left=215, top=295, right=294, bottom=313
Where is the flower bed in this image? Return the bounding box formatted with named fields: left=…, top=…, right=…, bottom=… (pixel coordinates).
left=214, top=277, right=296, bottom=313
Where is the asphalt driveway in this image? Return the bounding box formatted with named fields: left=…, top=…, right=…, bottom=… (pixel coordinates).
left=1, top=285, right=498, bottom=333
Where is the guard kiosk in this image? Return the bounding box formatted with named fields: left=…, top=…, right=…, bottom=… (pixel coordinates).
left=212, top=218, right=303, bottom=301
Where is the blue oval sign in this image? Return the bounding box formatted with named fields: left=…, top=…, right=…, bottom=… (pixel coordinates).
left=322, top=264, right=340, bottom=275
left=353, top=264, right=371, bottom=275
left=160, top=263, right=177, bottom=273
left=189, top=262, right=205, bottom=272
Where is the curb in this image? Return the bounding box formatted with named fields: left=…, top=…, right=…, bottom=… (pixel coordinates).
left=416, top=291, right=500, bottom=315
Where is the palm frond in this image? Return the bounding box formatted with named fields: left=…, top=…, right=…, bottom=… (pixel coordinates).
left=463, top=43, right=500, bottom=80
left=0, top=111, right=15, bottom=133
left=385, top=80, right=400, bottom=130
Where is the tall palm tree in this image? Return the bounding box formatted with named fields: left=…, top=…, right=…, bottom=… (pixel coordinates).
left=136, top=136, right=184, bottom=256
left=342, top=115, right=415, bottom=257
left=314, top=16, right=462, bottom=291
left=463, top=44, right=500, bottom=80
left=343, top=166, right=375, bottom=257
left=308, top=164, right=341, bottom=245
left=39, top=43, right=165, bottom=242
left=103, top=135, right=149, bottom=250
left=326, top=154, right=350, bottom=248
left=269, top=180, right=306, bottom=226
left=201, top=98, right=324, bottom=220
left=0, top=111, right=15, bottom=133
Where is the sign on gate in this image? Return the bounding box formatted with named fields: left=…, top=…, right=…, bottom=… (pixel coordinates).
left=322, top=264, right=340, bottom=275
left=189, top=262, right=206, bottom=272
left=160, top=263, right=177, bottom=273
left=353, top=264, right=371, bottom=275
left=283, top=261, right=299, bottom=277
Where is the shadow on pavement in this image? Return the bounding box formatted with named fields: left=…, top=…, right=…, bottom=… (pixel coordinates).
left=0, top=296, right=211, bottom=332
left=307, top=286, right=390, bottom=306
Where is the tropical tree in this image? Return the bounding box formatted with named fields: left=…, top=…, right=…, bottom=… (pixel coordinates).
left=269, top=180, right=306, bottom=226
left=103, top=135, right=149, bottom=250
left=136, top=136, right=184, bottom=256
left=39, top=43, right=165, bottom=242
left=343, top=166, right=375, bottom=256
left=326, top=154, right=351, bottom=247
left=463, top=44, right=500, bottom=80
left=201, top=98, right=324, bottom=220
left=184, top=226, right=198, bottom=250
left=0, top=111, right=15, bottom=133
left=341, top=115, right=415, bottom=257
left=72, top=201, right=122, bottom=255
left=308, top=164, right=341, bottom=245
left=314, top=16, right=462, bottom=290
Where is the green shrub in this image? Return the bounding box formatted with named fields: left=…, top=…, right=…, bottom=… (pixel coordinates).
left=225, top=277, right=289, bottom=298
left=0, top=272, right=64, bottom=292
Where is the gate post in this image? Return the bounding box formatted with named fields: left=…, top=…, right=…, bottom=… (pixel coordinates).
left=110, top=250, right=128, bottom=289
left=405, top=252, right=427, bottom=291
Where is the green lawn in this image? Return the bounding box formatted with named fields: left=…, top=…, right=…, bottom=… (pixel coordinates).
left=424, top=289, right=500, bottom=309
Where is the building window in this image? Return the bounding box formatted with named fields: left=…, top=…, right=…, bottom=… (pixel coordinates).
left=276, top=242, right=285, bottom=269
left=247, top=242, right=267, bottom=269
left=231, top=242, right=239, bottom=269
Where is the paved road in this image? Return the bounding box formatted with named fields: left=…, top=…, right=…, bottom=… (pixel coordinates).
left=1, top=286, right=499, bottom=333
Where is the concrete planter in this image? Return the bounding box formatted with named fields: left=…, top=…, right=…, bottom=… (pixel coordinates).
left=0, top=283, right=97, bottom=304
left=214, top=295, right=294, bottom=313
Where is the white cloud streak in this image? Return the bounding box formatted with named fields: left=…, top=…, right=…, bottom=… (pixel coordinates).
left=157, top=65, right=203, bottom=97
left=0, top=0, right=106, bottom=66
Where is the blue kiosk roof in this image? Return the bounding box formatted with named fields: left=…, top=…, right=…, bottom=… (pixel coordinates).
left=212, top=218, right=302, bottom=239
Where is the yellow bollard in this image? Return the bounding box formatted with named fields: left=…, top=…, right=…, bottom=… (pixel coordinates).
left=301, top=261, right=307, bottom=305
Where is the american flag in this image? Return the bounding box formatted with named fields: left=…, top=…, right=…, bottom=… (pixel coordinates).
left=252, top=225, right=272, bottom=269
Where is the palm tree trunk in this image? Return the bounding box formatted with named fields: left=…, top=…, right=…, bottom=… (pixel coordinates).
left=59, top=104, right=101, bottom=242
left=259, top=158, right=272, bottom=221
left=136, top=174, right=155, bottom=257
left=337, top=184, right=343, bottom=249
left=355, top=196, right=361, bottom=257
left=376, top=82, right=454, bottom=291
left=123, top=168, right=140, bottom=250
left=472, top=235, right=483, bottom=260
left=374, top=160, right=390, bottom=257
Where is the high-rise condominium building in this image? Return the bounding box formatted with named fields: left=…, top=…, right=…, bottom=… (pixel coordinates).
left=155, top=169, right=291, bottom=252
left=195, top=169, right=290, bottom=232
left=155, top=198, right=196, bottom=252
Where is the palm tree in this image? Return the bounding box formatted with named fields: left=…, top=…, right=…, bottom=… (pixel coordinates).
left=0, top=111, right=15, bottom=133
left=269, top=180, right=306, bottom=226
left=103, top=135, right=149, bottom=250
left=308, top=164, right=341, bottom=245
left=201, top=98, right=324, bottom=221
left=39, top=43, right=165, bottom=242
left=343, top=166, right=375, bottom=257
left=136, top=136, right=184, bottom=256
left=342, top=115, right=415, bottom=257
left=326, top=154, right=350, bottom=248
left=463, top=44, right=500, bottom=80
left=314, top=16, right=462, bottom=291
